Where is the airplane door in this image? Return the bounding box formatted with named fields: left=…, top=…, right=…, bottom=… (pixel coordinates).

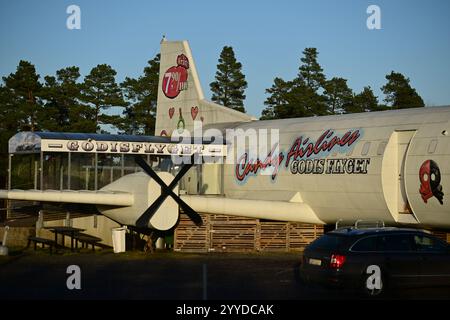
left=382, top=131, right=418, bottom=224
left=397, top=131, right=415, bottom=214
left=404, top=122, right=450, bottom=227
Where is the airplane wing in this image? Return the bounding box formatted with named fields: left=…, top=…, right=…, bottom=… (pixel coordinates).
left=181, top=195, right=325, bottom=225
left=0, top=189, right=133, bottom=207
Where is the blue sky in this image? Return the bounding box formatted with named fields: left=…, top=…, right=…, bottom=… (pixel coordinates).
left=1, top=0, right=450, bottom=118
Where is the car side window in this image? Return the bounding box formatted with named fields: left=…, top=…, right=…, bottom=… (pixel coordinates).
left=351, top=236, right=377, bottom=252
left=377, top=234, right=415, bottom=252
left=414, top=235, right=447, bottom=253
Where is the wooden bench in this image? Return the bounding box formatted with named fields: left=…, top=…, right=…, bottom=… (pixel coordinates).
left=27, top=236, right=57, bottom=254
left=73, top=233, right=103, bottom=251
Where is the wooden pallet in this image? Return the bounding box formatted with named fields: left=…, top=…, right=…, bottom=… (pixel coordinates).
left=174, top=214, right=209, bottom=252
left=210, top=219, right=256, bottom=252
left=259, top=221, right=289, bottom=252
left=174, top=213, right=323, bottom=253
left=289, top=223, right=323, bottom=251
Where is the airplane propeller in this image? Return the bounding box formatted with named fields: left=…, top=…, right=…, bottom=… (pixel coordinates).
left=134, top=155, right=203, bottom=228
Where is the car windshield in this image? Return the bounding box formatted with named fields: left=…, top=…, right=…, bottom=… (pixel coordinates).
left=308, top=234, right=350, bottom=251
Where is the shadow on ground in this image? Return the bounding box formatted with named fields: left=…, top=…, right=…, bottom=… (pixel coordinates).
left=1, top=249, right=449, bottom=300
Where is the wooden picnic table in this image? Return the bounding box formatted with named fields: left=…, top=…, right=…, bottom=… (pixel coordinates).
left=45, top=226, right=85, bottom=251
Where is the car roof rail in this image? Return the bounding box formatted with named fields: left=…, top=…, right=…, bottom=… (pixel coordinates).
left=335, top=219, right=386, bottom=230
left=335, top=219, right=354, bottom=230
left=354, top=219, right=385, bottom=229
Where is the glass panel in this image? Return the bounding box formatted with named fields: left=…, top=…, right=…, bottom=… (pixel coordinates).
left=69, top=153, right=95, bottom=190
left=352, top=236, right=377, bottom=252
left=42, top=152, right=68, bottom=190
left=11, top=153, right=39, bottom=189
left=97, top=153, right=122, bottom=188
left=378, top=235, right=415, bottom=252
left=123, top=154, right=141, bottom=176
left=414, top=235, right=447, bottom=252
left=308, top=235, right=351, bottom=251
left=200, top=164, right=222, bottom=195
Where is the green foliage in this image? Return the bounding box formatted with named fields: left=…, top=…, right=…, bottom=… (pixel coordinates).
left=261, top=48, right=328, bottom=119
left=381, top=71, right=424, bottom=109
left=323, top=77, right=353, bottom=114
left=2, top=60, right=43, bottom=132
left=210, top=46, right=247, bottom=112
left=120, top=54, right=160, bottom=135
left=350, top=86, right=379, bottom=113
left=80, top=64, right=126, bottom=132
left=261, top=49, right=426, bottom=119
left=298, top=48, right=326, bottom=93
left=0, top=84, right=19, bottom=188
left=40, top=66, right=96, bottom=132
left=282, top=80, right=328, bottom=118
left=261, top=78, right=289, bottom=120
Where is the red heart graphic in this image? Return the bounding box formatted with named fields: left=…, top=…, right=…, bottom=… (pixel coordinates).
left=191, top=106, right=199, bottom=120
left=168, top=107, right=175, bottom=119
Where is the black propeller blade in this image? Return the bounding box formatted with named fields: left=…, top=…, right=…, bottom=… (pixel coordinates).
left=134, top=155, right=203, bottom=228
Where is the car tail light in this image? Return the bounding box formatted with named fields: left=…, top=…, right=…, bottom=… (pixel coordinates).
left=330, top=254, right=346, bottom=269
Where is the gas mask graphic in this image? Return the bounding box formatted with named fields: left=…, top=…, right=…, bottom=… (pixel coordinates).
left=419, top=160, right=444, bottom=205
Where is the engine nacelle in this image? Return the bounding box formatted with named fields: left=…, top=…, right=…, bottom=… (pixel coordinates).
left=97, top=172, right=179, bottom=231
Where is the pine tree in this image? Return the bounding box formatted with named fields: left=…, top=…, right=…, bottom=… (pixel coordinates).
left=210, top=46, right=247, bottom=113
left=323, top=77, right=353, bottom=114
left=40, top=66, right=96, bottom=132
left=282, top=80, right=327, bottom=118
left=261, top=77, right=290, bottom=120
left=298, top=48, right=326, bottom=93
left=80, top=64, right=125, bottom=132
left=0, top=84, right=22, bottom=188
left=350, top=86, right=379, bottom=113
left=120, top=54, right=160, bottom=135
left=261, top=47, right=328, bottom=120
left=2, top=60, right=42, bottom=131
left=381, top=71, right=424, bottom=109
left=278, top=47, right=327, bottom=118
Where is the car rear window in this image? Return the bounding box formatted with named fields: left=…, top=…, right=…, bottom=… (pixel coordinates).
left=351, top=236, right=377, bottom=252
left=308, top=234, right=350, bottom=251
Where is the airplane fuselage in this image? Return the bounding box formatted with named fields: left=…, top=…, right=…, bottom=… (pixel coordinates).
left=220, top=106, right=450, bottom=228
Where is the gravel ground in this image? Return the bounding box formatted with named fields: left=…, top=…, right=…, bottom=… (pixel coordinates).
left=1, top=249, right=449, bottom=300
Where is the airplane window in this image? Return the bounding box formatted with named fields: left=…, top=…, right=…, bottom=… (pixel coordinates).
left=361, top=142, right=371, bottom=156
left=427, top=140, right=438, bottom=154
left=377, top=142, right=387, bottom=155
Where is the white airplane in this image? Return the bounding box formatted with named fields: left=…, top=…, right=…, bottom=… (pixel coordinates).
left=1, top=39, right=449, bottom=231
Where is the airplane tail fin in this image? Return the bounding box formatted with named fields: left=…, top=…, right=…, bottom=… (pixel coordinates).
left=155, top=39, right=255, bottom=136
